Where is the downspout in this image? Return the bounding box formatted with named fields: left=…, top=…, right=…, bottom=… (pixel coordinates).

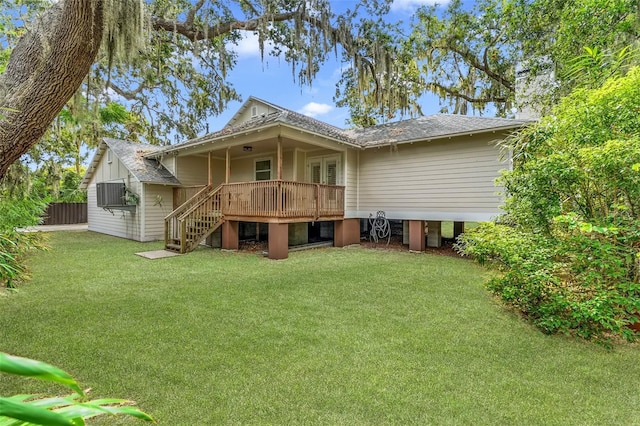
left=139, top=183, right=145, bottom=241
left=356, top=150, right=360, bottom=213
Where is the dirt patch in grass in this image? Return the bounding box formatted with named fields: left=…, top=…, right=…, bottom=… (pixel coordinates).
left=238, top=235, right=462, bottom=257
left=358, top=235, right=462, bottom=257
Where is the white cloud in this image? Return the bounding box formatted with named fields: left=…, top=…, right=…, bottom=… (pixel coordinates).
left=230, top=32, right=262, bottom=56
left=390, top=0, right=445, bottom=12
left=299, top=102, right=333, bottom=117
left=228, top=31, right=283, bottom=58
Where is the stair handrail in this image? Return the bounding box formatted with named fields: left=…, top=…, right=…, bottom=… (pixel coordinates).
left=164, top=184, right=212, bottom=221
left=177, top=184, right=223, bottom=221
left=177, top=184, right=225, bottom=253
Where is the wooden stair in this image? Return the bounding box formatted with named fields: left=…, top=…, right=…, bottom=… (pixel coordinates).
left=164, top=185, right=224, bottom=253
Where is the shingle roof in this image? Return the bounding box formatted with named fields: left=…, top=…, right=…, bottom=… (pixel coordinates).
left=80, top=138, right=180, bottom=189
left=344, top=114, right=531, bottom=147
left=149, top=103, right=358, bottom=157
left=151, top=107, right=530, bottom=157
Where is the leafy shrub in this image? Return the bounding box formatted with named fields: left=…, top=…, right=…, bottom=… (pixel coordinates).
left=0, top=196, right=49, bottom=288
left=457, top=67, right=640, bottom=344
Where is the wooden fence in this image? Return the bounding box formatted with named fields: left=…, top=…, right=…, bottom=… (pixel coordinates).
left=42, top=203, right=87, bottom=225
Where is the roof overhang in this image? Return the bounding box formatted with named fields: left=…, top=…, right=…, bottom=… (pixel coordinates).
left=79, top=140, right=107, bottom=190
left=360, top=123, right=529, bottom=149
left=146, top=121, right=361, bottom=159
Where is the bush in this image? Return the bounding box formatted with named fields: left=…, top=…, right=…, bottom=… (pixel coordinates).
left=457, top=67, right=640, bottom=344
left=0, top=196, right=49, bottom=289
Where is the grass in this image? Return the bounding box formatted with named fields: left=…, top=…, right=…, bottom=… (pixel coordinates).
left=1, top=231, right=639, bottom=425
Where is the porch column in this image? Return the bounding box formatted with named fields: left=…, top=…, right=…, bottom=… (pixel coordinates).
left=409, top=220, right=425, bottom=252
left=225, top=148, right=230, bottom=183
left=208, top=151, right=212, bottom=186
left=427, top=221, right=442, bottom=248
left=453, top=221, right=465, bottom=240
left=334, top=219, right=360, bottom=247
left=221, top=221, right=239, bottom=250
left=277, top=136, right=283, bottom=180
left=268, top=222, right=288, bottom=260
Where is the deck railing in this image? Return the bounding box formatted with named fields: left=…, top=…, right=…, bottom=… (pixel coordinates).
left=176, top=186, right=224, bottom=253
left=221, top=180, right=344, bottom=219
left=165, top=185, right=216, bottom=249
left=165, top=180, right=344, bottom=253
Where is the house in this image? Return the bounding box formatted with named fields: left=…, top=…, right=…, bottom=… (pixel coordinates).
left=80, top=97, right=529, bottom=259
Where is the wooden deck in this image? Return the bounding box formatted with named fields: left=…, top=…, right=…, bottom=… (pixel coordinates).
left=165, top=181, right=344, bottom=253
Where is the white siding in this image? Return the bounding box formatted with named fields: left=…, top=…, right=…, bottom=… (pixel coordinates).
left=282, top=150, right=294, bottom=180
left=294, top=150, right=306, bottom=181
left=86, top=151, right=142, bottom=240
left=160, top=156, right=176, bottom=175
left=141, top=184, right=174, bottom=241
left=87, top=183, right=141, bottom=240
left=344, top=148, right=358, bottom=217
left=176, top=156, right=209, bottom=186
left=211, top=158, right=225, bottom=186
left=232, top=102, right=281, bottom=124
left=356, top=134, right=507, bottom=222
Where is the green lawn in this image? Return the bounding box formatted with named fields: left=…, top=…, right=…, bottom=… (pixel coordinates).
left=1, top=231, right=639, bottom=425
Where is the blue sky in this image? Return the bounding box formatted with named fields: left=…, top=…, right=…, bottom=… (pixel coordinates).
left=205, top=0, right=448, bottom=132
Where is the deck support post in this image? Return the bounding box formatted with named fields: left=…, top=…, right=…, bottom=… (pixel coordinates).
left=334, top=219, right=360, bottom=247
left=409, top=220, right=425, bottom=252
left=268, top=223, right=289, bottom=260
left=426, top=221, right=442, bottom=248
left=221, top=221, right=239, bottom=250
left=453, top=222, right=465, bottom=240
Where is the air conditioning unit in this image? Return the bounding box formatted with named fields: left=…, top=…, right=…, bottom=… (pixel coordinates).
left=96, top=182, right=126, bottom=207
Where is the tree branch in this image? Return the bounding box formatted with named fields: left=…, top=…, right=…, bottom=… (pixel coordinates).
left=428, top=82, right=508, bottom=104
left=151, top=12, right=297, bottom=42
left=186, top=0, right=206, bottom=27
left=437, top=41, right=514, bottom=92
left=107, top=82, right=146, bottom=101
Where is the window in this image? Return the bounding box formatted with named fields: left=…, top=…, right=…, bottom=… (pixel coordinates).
left=107, top=149, right=113, bottom=164
left=96, top=182, right=126, bottom=207
left=255, top=159, right=272, bottom=181
left=251, top=106, right=258, bottom=118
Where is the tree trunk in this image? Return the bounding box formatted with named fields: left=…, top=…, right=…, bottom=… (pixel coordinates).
left=0, top=0, right=103, bottom=179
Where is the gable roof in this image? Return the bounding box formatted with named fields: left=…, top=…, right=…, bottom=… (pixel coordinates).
left=140, top=97, right=532, bottom=160
left=345, top=114, right=531, bottom=147
left=223, top=96, right=286, bottom=128
left=147, top=100, right=359, bottom=157
left=163, top=99, right=529, bottom=155
left=80, top=138, right=181, bottom=189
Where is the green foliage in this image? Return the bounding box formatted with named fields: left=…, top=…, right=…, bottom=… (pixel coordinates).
left=458, top=67, right=640, bottom=344
left=0, top=352, right=154, bottom=425
left=335, top=0, right=640, bottom=122
left=0, top=197, right=48, bottom=231
left=0, top=196, right=49, bottom=288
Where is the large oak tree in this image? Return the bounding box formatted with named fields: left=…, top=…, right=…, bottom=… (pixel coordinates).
left=335, top=0, right=639, bottom=125
left=0, top=0, right=395, bottom=179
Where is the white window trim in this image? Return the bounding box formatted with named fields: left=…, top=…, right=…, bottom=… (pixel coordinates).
left=107, top=149, right=113, bottom=164
left=254, top=157, right=273, bottom=181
